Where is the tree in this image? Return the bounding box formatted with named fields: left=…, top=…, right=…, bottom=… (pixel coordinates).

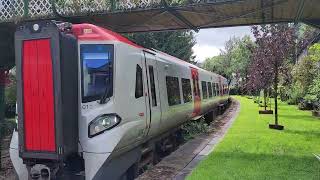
left=248, top=24, right=295, bottom=129
left=304, top=43, right=320, bottom=111
left=203, top=54, right=231, bottom=80
left=124, top=30, right=196, bottom=63
left=202, top=35, right=254, bottom=90
left=308, top=43, right=320, bottom=62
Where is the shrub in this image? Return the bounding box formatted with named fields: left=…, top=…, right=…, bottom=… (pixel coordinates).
left=0, top=119, right=16, bottom=138
left=287, top=82, right=304, bottom=105
left=181, top=118, right=208, bottom=140
left=298, top=100, right=313, bottom=110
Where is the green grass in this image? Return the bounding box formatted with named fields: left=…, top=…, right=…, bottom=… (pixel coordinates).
left=187, top=96, right=320, bottom=180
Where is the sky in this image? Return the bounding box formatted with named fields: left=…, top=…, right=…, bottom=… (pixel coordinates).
left=192, top=26, right=253, bottom=63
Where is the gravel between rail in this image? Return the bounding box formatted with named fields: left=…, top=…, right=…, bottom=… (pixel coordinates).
left=137, top=98, right=240, bottom=180
left=0, top=135, right=15, bottom=180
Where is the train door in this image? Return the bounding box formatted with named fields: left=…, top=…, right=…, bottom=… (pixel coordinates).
left=143, top=51, right=161, bottom=136
left=191, top=67, right=201, bottom=116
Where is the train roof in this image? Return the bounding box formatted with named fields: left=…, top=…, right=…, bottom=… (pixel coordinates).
left=72, top=23, right=226, bottom=81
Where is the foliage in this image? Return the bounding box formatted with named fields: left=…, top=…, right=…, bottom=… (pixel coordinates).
left=188, top=96, right=320, bottom=180
left=247, top=24, right=295, bottom=126
left=306, top=74, right=320, bottom=110
left=181, top=118, right=208, bottom=140
left=0, top=118, right=16, bottom=138
left=202, top=55, right=229, bottom=78
left=247, top=24, right=295, bottom=92
left=286, top=82, right=304, bottom=105
left=308, top=43, right=320, bottom=62
left=124, top=30, right=196, bottom=63
left=296, top=23, right=320, bottom=54
left=202, top=35, right=254, bottom=87
left=291, top=56, right=316, bottom=99
left=286, top=41, right=320, bottom=108
left=5, top=68, right=16, bottom=104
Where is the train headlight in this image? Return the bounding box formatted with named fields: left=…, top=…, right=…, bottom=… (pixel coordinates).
left=88, top=114, right=121, bottom=138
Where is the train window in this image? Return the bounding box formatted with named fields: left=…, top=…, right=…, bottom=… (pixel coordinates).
left=212, top=82, right=216, bottom=96
left=149, top=66, right=157, bottom=106
left=135, top=65, right=143, bottom=98
left=80, top=44, right=114, bottom=103
left=216, top=83, right=220, bottom=96
left=201, top=81, right=208, bottom=99
left=166, top=76, right=181, bottom=106
left=208, top=82, right=213, bottom=98
left=182, top=78, right=192, bottom=103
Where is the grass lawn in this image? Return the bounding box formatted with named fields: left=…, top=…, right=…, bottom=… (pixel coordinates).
left=187, top=96, right=320, bottom=180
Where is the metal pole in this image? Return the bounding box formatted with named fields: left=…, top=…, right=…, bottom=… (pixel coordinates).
left=111, top=0, right=116, bottom=11
left=23, top=0, right=29, bottom=18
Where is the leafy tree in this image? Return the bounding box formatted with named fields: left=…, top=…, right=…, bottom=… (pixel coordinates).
left=203, top=54, right=231, bottom=81
left=308, top=43, right=320, bottom=62
left=303, top=43, right=320, bottom=110
left=124, top=30, right=196, bottom=63
left=202, top=35, right=254, bottom=89
left=306, top=75, right=320, bottom=111
left=248, top=24, right=295, bottom=129
left=291, top=57, right=316, bottom=101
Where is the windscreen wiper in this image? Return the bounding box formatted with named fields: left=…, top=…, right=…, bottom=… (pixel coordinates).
left=100, top=75, right=112, bottom=104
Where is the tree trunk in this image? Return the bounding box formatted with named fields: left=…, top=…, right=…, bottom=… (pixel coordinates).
left=264, top=89, right=267, bottom=111
left=274, top=62, right=279, bottom=126
left=0, top=70, right=5, bottom=170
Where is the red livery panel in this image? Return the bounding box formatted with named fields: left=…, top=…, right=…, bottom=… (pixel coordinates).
left=191, top=67, right=201, bottom=116
left=23, top=39, right=56, bottom=152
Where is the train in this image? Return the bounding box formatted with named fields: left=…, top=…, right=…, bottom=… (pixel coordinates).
left=9, top=21, right=229, bottom=180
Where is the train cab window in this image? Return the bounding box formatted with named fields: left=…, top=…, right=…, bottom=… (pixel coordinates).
left=166, top=76, right=181, bottom=106
left=135, top=65, right=143, bottom=98
left=208, top=82, right=213, bottom=98
left=182, top=78, right=192, bottom=103
left=80, top=44, right=114, bottom=103
left=201, top=81, right=208, bottom=99
left=149, top=66, right=157, bottom=106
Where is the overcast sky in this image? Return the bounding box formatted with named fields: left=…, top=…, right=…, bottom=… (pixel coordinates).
left=192, top=26, right=253, bottom=63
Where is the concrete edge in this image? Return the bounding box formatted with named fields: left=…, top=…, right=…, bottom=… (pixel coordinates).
left=174, top=99, right=241, bottom=180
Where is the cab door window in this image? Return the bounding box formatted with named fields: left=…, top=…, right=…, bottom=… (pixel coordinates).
left=135, top=65, right=143, bottom=98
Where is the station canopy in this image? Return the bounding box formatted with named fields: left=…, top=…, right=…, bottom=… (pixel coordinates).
left=0, top=0, right=320, bottom=33
left=78, top=0, right=320, bottom=32
left=0, top=0, right=320, bottom=69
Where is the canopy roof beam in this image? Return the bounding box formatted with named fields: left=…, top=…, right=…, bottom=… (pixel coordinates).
left=162, top=0, right=199, bottom=32
left=294, top=0, right=306, bottom=24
